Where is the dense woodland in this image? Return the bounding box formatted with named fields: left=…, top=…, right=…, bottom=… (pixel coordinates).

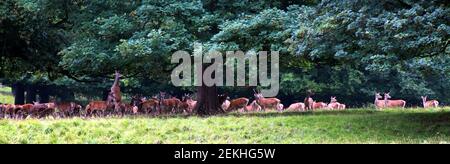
left=1, top=0, right=449, bottom=110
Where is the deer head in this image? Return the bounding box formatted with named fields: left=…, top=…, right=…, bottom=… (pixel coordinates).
left=384, top=93, right=392, bottom=99
left=330, top=96, right=337, bottom=103
left=375, top=92, right=382, bottom=99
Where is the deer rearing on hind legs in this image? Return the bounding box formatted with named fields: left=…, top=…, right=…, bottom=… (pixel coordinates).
left=421, top=96, right=439, bottom=108
left=110, top=70, right=122, bottom=115
left=384, top=93, right=406, bottom=108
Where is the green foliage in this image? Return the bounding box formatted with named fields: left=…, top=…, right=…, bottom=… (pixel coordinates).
left=1, top=0, right=449, bottom=105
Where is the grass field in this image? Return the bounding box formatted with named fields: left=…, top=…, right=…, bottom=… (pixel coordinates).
left=0, top=86, right=14, bottom=104
left=0, top=108, right=449, bottom=144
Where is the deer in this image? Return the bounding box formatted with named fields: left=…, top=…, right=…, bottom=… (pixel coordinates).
left=374, top=92, right=385, bottom=109
left=110, top=70, right=122, bottom=115
left=421, top=96, right=439, bottom=108
left=131, top=95, right=160, bottom=115
left=228, top=97, right=250, bottom=112
left=384, top=93, right=406, bottom=108
left=313, top=101, right=328, bottom=110
left=286, top=102, right=305, bottom=112
left=158, top=92, right=181, bottom=114
left=253, top=91, right=282, bottom=111
left=180, top=94, right=197, bottom=114
left=85, top=93, right=115, bottom=117
left=327, top=96, right=346, bottom=110
left=218, top=93, right=249, bottom=112
left=245, top=100, right=262, bottom=112
left=304, top=90, right=314, bottom=111
left=327, top=97, right=340, bottom=110
left=55, top=102, right=80, bottom=118
left=31, top=102, right=55, bottom=118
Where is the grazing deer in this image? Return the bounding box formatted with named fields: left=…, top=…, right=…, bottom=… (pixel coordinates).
left=245, top=100, right=262, bottom=112
left=228, top=98, right=250, bottom=112
left=286, top=102, right=305, bottom=112
left=254, top=92, right=281, bottom=111
left=218, top=94, right=248, bottom=112
left=421, top=96, right=439, bottom=108
left=384, top=93, right=406, bottom=108
left=374, top=92, right=385, bottom=109
left=31, top=102, right=54, bottom=118
left=304, top=90, right=314, bottom=111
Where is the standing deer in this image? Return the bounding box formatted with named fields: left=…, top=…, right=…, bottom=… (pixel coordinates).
left=304, top=90, right=314, bottom=111
left=374, top=92, right=385, bottom=109
left=254, top=92, right=281, bottom=111
left=158, top=92, right=181, bottom=114
left=421, top=96, right=439, bottom=108
left=85, top=93, right=115, bottom=117
left=110, top=70, right=122, bottom=115
left=384, top=93, right=406, bottom=108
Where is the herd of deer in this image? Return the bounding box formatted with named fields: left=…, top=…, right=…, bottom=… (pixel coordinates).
left=373, top=92, right=439, bottom=109
left=0, top=71, right=441, bottom=119
left=0, top=91, right=440, bottom=119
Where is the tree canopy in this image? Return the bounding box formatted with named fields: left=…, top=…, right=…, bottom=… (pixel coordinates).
left=1, top=0, right=449, bottom=106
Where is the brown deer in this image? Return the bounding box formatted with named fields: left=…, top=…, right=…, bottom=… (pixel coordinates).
left=110, top=70, right=122, bottom=114
left=228, top=98, right=250, bottom=112
left=159, top=92, right=181, bottom=114
left=254, top=92, right=281, bottom=111
left=286, top=102, right=305, bottom=112
left=31, top=102, right=54, bottom=118
left=55, top=102, right=78, bottom=118
left=374, top=92, right=385, bottom=109
left=421, top=96, right=439, bottom=108
left=384, top=93, right=406, bottom=108
left=180, top=94, right=197, bottom=114
left=304, top=90, right=314, bottom=111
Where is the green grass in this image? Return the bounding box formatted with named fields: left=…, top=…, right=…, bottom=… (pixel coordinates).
left=1, top=108, right=450, bottom=144
left=0, top=86, right=14, bottom=104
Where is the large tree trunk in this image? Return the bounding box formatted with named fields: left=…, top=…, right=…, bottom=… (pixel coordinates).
left=38, top=85, right=50, bottom=103
left=26, top=84, right=37, bottom=104
left=12, top=82, right=25, bottom=105
left=193, top=64, right=224, bottom=116
left=194, top=85, right=224, bottom=115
